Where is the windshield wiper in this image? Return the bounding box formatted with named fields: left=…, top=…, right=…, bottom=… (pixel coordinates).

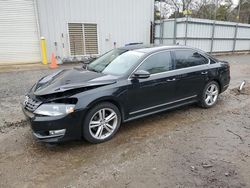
left=86, top=66, right=101, bottom=73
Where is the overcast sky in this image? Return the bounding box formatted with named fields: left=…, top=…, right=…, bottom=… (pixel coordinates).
left=232, top=0, right=239, bottom=6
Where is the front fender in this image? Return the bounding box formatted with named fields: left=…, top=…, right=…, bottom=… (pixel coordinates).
left=72, top=86, right=128, bottom=121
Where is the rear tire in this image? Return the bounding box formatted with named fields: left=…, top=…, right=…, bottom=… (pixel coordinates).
left=199, top=81, right=219, bottom=108
left=83, top=102, right=121, bottom=144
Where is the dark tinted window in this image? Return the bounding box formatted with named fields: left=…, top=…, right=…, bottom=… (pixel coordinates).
left=138, top=51, right=173, bottom=74
left=175, top=50, right=208, bottom=69
left=209, top=58, right=216, bottom=64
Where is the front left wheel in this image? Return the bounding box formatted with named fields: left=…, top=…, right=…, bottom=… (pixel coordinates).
left=83, top=102, right=121, bottom=143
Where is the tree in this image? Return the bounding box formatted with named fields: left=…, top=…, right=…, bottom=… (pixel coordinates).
left=231, top=0, right=250, bottom=23
left=216, top=5, right=231, bottom=20
left=155, top=1, right=173, bottom=19
left=192, top=2, right=216, bottom=19
left=165, top=0, right=209, bottom=18
left=155, top=0, right=250, bottom=23
left=168, top=0, right=196, bottom=12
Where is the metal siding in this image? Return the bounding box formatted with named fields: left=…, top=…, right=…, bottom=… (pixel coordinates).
left=162, top=39, right=174, bottom=45
left=186, top=40, right=211, bottom=52
left=155, top=24, right=160, bottom=38
left=188, top=17, right=214, bottom=24
left=37, top=0, right=154, bottom=59
left=163, top=20, right=174, bottom=38
left=214, top=25, right=235, bottom=38
left=213, top=40, right=234, bottom=52
left=176, top=39, right=185, bottom=45
left=159, top=18, right=250, bottom=53
left=235, top=40, right=250, bottom=51
left=237, top=27, right=250, bottom=38
left=187, top=23, right=212, bottom=38
left=0, top=0, right=40, bottom=64
left=176, top=23, right=186, bottom=38
left=154, top=39, right=160, bottom=45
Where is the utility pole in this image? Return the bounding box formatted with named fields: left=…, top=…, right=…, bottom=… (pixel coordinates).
left=160, top=0, right=163, bottom=44
left=237, top=0, right=241, bottom=21
left=214, top=0, right=218, bottom=20
left=233, top=0, right=241, bottom=52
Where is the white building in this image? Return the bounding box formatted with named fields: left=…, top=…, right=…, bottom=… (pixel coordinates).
left=0, top=0, right=154, bottom=64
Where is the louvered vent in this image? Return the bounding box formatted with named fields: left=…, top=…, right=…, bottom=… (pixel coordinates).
left=68, top=23, right=84, bottom=55
left=84, top=24, right=98, bottom=54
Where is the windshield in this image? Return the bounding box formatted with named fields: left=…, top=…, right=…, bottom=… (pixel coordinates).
left=87, top=49, right=144, bottom=76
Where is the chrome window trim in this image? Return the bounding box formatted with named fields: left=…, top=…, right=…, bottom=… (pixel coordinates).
left=128, top=49, right=210, bottom=80
left=129, top=95, right=197, bottom=115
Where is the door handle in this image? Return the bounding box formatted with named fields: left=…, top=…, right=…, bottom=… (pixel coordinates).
left=166, top=78, right=176, bottom=82
left=201, top=71, right=208, bottom=75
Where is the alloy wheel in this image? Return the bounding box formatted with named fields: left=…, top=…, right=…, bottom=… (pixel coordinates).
left=205, top=83, right=219, bottom=106
left=89, top=108, right=118, bottom=140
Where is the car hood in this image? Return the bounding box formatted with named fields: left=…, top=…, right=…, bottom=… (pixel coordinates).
left=33, top=68, right=118, bottom=96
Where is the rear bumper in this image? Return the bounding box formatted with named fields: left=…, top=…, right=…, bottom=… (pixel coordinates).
left=221, top=83, right=229, bottom=93
left=22, top=107, right=86, bottom=143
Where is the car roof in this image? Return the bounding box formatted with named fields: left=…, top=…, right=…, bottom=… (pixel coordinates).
left=118, top=44, right=199, bottom=54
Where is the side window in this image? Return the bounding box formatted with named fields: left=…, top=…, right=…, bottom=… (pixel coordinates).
left=138, top=51, right=173, bottom=74
left=174, top=50, right=208, bottom=69
left=210, top=58, right=216, bottom=64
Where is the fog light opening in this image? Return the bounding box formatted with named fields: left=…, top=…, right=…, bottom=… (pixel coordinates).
left=49, top=129, right=66, bottom=136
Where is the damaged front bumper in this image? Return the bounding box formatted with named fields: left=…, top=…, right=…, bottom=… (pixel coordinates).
left=22, top=107, right=85, bottom=143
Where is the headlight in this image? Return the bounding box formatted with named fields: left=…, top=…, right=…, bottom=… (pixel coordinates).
left=34, top=104, right=75, bottom=116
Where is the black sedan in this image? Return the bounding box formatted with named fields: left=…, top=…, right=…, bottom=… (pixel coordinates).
left=22, top=45, right=230, bottom=143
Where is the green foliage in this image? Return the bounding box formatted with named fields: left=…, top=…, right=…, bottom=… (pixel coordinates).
left=192, top=3, right=216, bottom=20
left=216, top=5, right=231, bottom=21
left=155, top=10, right=161, bottom=20
left=169, top=11, right=184, bottom=19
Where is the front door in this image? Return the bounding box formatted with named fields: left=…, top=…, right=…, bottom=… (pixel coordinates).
left=126, top=50, right=176, bottom=117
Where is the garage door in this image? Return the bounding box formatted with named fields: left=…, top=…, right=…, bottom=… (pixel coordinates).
left=0, top=0, right=40, bottom=64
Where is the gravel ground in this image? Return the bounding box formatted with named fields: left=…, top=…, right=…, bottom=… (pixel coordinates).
left=0, top=55, right=249, bottom=188
left=0, top=64, right=77, bottom=130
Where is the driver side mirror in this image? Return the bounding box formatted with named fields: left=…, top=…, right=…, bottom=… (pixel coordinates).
left=131, top=70, right=150, bottom=79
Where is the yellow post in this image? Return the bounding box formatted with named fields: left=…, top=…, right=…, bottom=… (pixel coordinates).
left=40, top=37, right=48, bottom=65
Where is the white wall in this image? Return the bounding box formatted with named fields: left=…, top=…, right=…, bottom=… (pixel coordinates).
left=37, top=0, right=154, bottom=60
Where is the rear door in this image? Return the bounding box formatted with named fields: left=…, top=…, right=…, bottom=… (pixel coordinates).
left=127, top=51, right=176, bottom=116
left=172, top=49, right=210, bottom=99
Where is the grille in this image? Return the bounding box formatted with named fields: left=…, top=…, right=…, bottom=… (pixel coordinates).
left=24, top=96, right=41, bottom=112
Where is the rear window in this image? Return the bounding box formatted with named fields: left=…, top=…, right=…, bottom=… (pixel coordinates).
left=206, top=54, right=218, bottom=64
left=174, top=50, right=208, bottom=69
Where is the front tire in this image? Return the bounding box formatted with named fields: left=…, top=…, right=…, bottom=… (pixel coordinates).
left=199, top=81, right=219, bottom=108
left=83, top=102, right=121, bottom=143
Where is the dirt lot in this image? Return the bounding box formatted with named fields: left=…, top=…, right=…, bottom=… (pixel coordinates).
left=0, top=55, right=249, bottom=188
